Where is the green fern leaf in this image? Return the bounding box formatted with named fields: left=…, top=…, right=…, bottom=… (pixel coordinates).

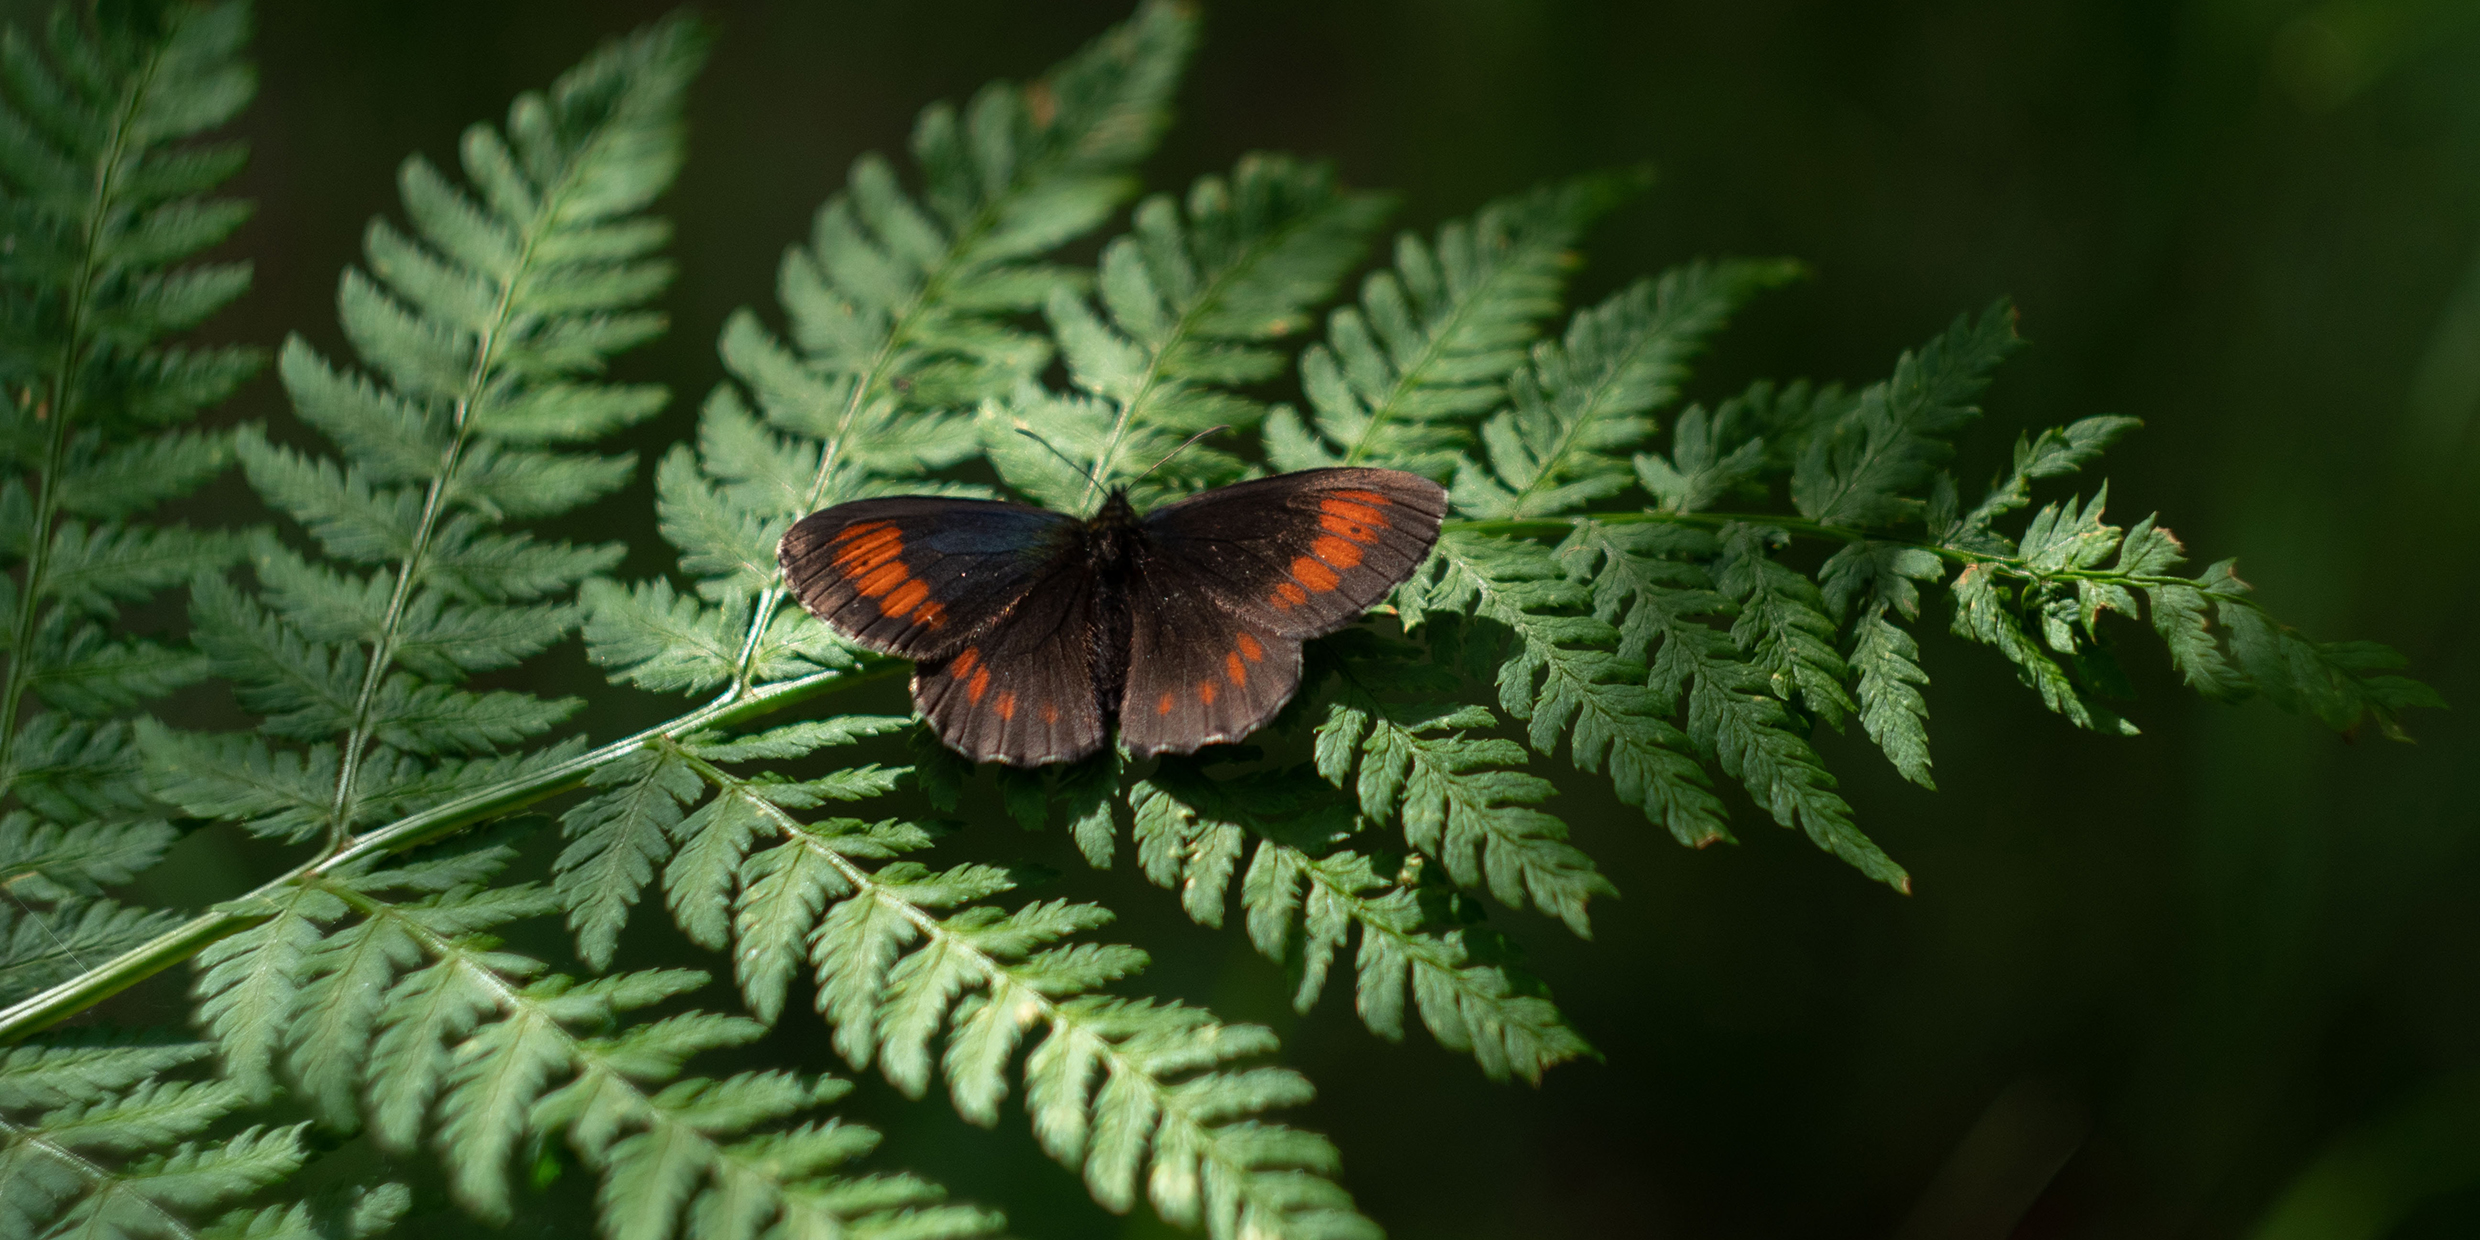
left=554, top=744, right=704, bottom=969
left=1791, top=299, right=2021, bottom=529
left=1715, top=523, right=1855, bottom=729
left=984, top=153, right=1390, bottom=512
left=1264, top=174, right=1632, bottom=479
left=1559, top=521, right=1907, bottom=886
left=1452, top=259, right=1795, bottom=519
left=1819, top=540, right=1944, bottom=787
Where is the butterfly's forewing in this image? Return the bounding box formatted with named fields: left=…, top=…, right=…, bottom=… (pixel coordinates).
left=914, top=567, right=1111, bottom=765
left=1120, top=468, right=1446, bottom=755
left=778, top=497, right=1071, bottom=659
left=1138, top=468, right=1449, bottom=637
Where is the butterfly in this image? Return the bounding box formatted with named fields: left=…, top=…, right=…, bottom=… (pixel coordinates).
left=777, top=467, right=1449, bottom=766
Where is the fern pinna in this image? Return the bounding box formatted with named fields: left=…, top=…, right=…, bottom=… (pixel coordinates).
left=0, top=2, right=2438, bottom=1239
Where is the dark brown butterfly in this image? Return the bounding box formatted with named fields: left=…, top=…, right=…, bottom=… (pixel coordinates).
left=777, top=467, right=1448, bottom=766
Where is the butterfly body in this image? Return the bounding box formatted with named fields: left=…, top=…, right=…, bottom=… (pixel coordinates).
left=778, top=467, right=1448, bottom=766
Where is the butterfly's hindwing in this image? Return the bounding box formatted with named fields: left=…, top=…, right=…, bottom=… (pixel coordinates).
left=1139, top=468, right=1449, bottom=638
left=913, top=567, right=1110, bottom=766
left=778, top=497, right=1072, bottom=660
left=1117, top=567, right=1300, bottom=758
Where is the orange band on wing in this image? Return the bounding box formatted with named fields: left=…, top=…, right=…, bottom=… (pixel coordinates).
left=1309, top=535, right=1363, bottom=570
left=883, top=578, right=930, bottom=618
left=1290, top=557, right=1342, bottom=593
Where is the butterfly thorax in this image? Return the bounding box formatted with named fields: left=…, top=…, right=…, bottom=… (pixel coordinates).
left=1076, top=488, right=1144, bottom=721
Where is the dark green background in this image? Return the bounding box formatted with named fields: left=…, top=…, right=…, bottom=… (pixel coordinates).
left=42, top=0, right=2480, bottom=1236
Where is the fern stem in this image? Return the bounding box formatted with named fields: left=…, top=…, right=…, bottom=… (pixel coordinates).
left=0, top=31, right=171, bottom=796
left=1448, top=511, right=2203, bottom=589
left=0, top=664, right=897, bottom=1042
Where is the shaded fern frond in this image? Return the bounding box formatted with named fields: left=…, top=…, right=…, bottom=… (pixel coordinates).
left=1452, top=258, right=1796, bottom=519
left=984, top=153, right=1391, bottom=513
left=0, top=0, right=258, bottom=1009
left=1265, top=174, right=1633, bottom=480
left=0, top=1033, right=409, bottom=1240
left=1312, top=632, right=1618, bottom=935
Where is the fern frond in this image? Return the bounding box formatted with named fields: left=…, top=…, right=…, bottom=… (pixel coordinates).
left=1311, top=633, right=1621, bottom=933
left=0, top=0, right=261, bottom=1010
left=985, top=153, right=1390, bottom=512
left=605, top=0, right=1197, bottom=717
left=1265, top=174, right=1632, bottom=479
left=1451, top=259, right=1795, bottom=519
left=1134, top=761, right=1593, bottom=1084
left=1714, top=523, right=1854, bottom=729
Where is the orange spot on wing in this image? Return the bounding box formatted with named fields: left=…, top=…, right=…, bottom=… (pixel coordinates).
left=1310, top=535, right=1363, bottom=569
left=995, top=691, right=1017, bottom=721
left=1236, top=632, right=1263, bottom=661
left=1271, top=581, right=1309, bottom=609
left=1042, top=702, right=1060, bottom=724
left=967, top=666, right=992, bottom=704
left=1330, top=489, right=1391, bottom=507
left=951, top=647, right=980, bottom=678
left=1225, top=652, right=1248, bottom=686
left=1157, top=692, right=1176, bottom=716
left=1199, top=680, right=1218, bottom=706
left=913, top=601, right=946, bottom=628
left=882, top=578, right=931, bottom=619
left=854, top=561, right=910, bottom=598
left=1291, top=557, right=1341, bottom=593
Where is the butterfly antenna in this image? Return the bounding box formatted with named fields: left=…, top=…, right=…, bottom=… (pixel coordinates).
left=1014, top=427, right=1104, bottom=490
left=1134, top=424, right=1230, bottom=486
